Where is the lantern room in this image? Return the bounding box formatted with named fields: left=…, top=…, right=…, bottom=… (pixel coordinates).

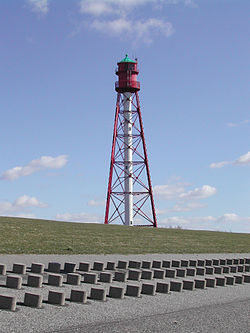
left=115, top=54, right=140, bottom=93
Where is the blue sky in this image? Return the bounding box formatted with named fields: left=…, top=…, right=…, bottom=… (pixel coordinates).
left=0, top=0, right=249, bottom=232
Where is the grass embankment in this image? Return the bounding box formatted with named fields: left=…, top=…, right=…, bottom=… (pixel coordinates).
left=0, top=216, right=249, bottom=254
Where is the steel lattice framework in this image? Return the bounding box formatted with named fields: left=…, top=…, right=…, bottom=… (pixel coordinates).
left=104, top=91, right=157, bottom=227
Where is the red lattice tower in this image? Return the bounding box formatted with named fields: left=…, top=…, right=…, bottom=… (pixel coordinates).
left=104, top=54, right=157, bottom=227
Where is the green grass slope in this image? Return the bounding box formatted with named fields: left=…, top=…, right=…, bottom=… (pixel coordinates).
left=0, top=216, right=249, bottom=254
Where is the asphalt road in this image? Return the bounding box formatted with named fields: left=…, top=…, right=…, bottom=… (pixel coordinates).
left=0, top=253, right=249, bottom=333
left=54, top=299, right=250, bottom=333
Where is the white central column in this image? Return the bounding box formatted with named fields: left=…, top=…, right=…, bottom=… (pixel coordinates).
left=123, top=92, right=133, bottom=226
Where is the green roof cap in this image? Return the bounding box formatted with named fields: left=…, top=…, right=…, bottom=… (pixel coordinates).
left=119, top=54, right=136, bottom=63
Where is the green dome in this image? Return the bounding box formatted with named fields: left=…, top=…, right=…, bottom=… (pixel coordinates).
left=119, top=54, right=136, bottom=63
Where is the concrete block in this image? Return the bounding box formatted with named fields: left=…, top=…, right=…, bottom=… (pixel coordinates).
left=183, top=280, right=195, bottom=290
left=24, top=293, right=42, bottom=308
left=83, top=273, right=98, bottom=284
left=48, top=262, right=61, bottom=273
left=0, top=294, right=16, bottom=311
left=48, top=273, right=63, bottom=287
left=245, top=258, right=250, bottom=264
left=176, top=268, right=186, bottom=278
left=212, top=259, right=219, bottom=266
left=243, top=274, right=250, bottom=283
left=0, top=264, right=7, bottom=275
left=27, top=274, right=43, bottom=288
left=214, top=266, right=222, bottom=274
left=152, top=260, right=162, bottom=269
left=156, top=282, right=169, bottom=294
left=142, top=261, right=152, bottom=269
left=197, top=260, right=205, bottom=267
left=219, top=259, right=226, bottom=266
left=31, top=263, right=44, bottom=274
left=99, top=272, right=113, bottom=283
left=230, top=266, right=237, bottom=273
left=234, top=275, right=243, bottom=284
left=70, top=290, right=87, bottom=303
left=106, top=262, right=116, bottom=270
left=196, top=267, right=205, bottom=276
left=244, top=265, right=250, bottom=272
left=162, top=260, right=171, bottom=268
left=114, top=271, right=128, bottom=282
left=205, top=259, right=212, bottom=266
left=225, top=276, right=235, bottom=285
left=90, top=288, right=106, bottom=301
left=128, top=269, right=141, bottom=281
left=237, top=265, right=244, bottom=273
left=12, top=263, right=26, bottom=275
left=125, top=284, right=141, bottom=297
left=189, top=260, right=197, bottom=267
left=66, top=273, right=81, bottom=285
left=180, top=260, right=189, bottom=267
left=170, top=281, right=183, bottom=292
left=239, top=258, right=245, bottom=265
left=93, top=262, right=104, bottom=271
left=141, top=283, right=156, bottom=295
left=117, top=260, right=128, bottom=269
left=129, top=260, right=141, bottom=269
left=141, top=270, right=153, bottom=280
left=233, top=259, right=239, bottom=265
left=6, top=275, right=22, bottom=289
left=153, top=269, right=165, bottom=279
left=205, top=266, right=214, bottom=275
left=205, top=277, right=216, bottom=288
left=48, top=290, right=65, bottom=305
left=215, top=277, right=226, bottom=287
left=194, top=279, right=206, bottom=289
left=165, top=269, right=176, bottom=278
left=186, top=268, right=196, bottom=276
left=79, top=262, right=90, bottom=272
left=108, top=286, right=125, bottom=299
left=222, top=266, right=230, bottom=274
left=64, top=262, right=76, bottom=273
left=226, top=259, right=233, bottom=265
left=171, top=260, right=180, bottom=268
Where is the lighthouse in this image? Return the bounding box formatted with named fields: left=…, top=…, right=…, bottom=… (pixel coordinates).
left=104, top=55, right=157, bottom=227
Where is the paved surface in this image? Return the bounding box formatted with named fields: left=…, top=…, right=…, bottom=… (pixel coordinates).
left=0, top=253, right=249, bottom=333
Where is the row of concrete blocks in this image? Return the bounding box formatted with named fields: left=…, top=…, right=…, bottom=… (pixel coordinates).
left=2, top=271, right=250, bottom=312
left=1, top=258, right=249, bottom=276
left=0, top=262, right=78, bottom=275
left=0, top=283, right=169, bottom=311
left=3, top=266, right=250, bottom=289
left=0, top=287, right=108, bottom=311
left=4, top=270, right=250, bottom=291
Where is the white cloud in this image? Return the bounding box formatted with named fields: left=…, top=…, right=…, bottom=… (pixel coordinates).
left=55, top=212, right=101, bottom=223
left=154, top=182, right=190, bottom=200
left=235, top=151, right=250, bottom=165
left=87, top=199, right=105, bottom=207
left=154, top=183, right=216, bottom=201
left=227, top=119, right=250, bottom=127
left=79, top=0, right=177, bottom=43
left=169, top=201, right=207, bottom=212
left=89, top=17, right=173, bottom=43
left=14, top=195, right=47, bottom=208
left=160, top=214, right=250, bottom=232
left=1, top=155, right=68, bottom=181
left=80, top=0, right=195, bottom=16
left=179, top=185, right=217, bottom=200
left=27, top=0, right=49, bottom=15
left=210, top=151, right=250, bottom=168
left=0, top=195, right=47, bottom=215
left=209, top=161, right=231, bottom=169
